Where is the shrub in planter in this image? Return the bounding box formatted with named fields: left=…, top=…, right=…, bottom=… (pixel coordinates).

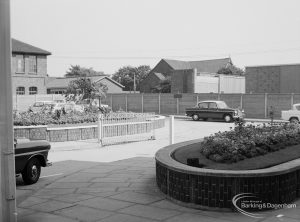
left=199, top=123, right=300, bottom=163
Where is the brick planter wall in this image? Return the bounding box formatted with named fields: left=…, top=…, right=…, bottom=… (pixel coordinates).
left=155, top=139, right=300, bottom=211
left=14, top=116, right=165, bottom=142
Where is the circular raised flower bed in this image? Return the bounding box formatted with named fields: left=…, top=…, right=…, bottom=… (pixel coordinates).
left=155, top=139, right=300, bottom=211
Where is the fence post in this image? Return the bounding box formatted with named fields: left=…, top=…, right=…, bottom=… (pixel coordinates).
left=196, top=94, right=199, bottom=104
left=110, top=94, right=113, bottom=111
left=15, top=95, right=18, bottom=111
left=264, top=93, right=268, bottom=118
left=125, top=94, right=128, bottom=112
left=141, top=93, right=144, bottom=113
left=240, top=94, right=243, bottom=109
left=98, top=114, right=103, bottom=146
left=176, top=97, right=179, bottom=114
left=291, top=93, right=294, bottom=109
left=169, top=115, right=174, bottom=145
left=158, top=93, right=161, bottom=114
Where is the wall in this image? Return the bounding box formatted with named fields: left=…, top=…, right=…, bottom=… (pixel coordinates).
left=280, top=65, right=300, bottom=93
left=194, top=76, right=218, bottom=93
left=13, top=93, right=300, bottom=119
left=171, top=69, right=195, bottom=93
left=219, top=75, right=245, bottom=93
left=12, top=54, right=48, bottom=95
left=245, top=65, right=300, bottom=93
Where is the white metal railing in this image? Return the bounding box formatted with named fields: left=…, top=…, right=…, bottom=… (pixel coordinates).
left=98, top=112, right=156, bottom=146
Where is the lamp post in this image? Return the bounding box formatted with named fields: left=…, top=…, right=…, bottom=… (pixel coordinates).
left=0, top=0, right=17, bottom=221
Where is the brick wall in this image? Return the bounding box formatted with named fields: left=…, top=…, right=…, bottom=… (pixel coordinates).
left=171, top=69, right=195, bottom=93
left=12, top=54, right=48, bottom=95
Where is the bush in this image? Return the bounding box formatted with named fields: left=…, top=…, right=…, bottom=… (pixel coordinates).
left=13, top=110, right=101, bottom=126
left=199, top=122, right=300, bottom=163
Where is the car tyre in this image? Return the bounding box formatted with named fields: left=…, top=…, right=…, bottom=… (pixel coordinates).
left=224, top=114, right=232, bottom=123
left=290, top=117, right=299, bottom=124
left=22, top=157, right=41, bottom=185
left=192, top=114, right=199, bottom=121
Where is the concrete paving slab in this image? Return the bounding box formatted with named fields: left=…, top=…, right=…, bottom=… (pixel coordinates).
left=27, top=200, right=75, bottom=213
left=19, top=212, right=78, bottom=222
left=33, top=188, right=76, bottom=196
left=50, top=193, right=95, bottom=203
left=78, top=196, right=135, bottom=211
left=164, top=213, right=232, bottom=222
left=16, top=208, right=37, bottom=217
left=18, top=196, right=49, bottom=208
left=89, top=182, right=131, bottom=188
left=99, top=213, right=159, bottom=222
left=76, top=187, right=118, bottom=194
left=54, top=205, right=113, bottom=222
left=109, top=191, right=164, bottom=204
left=118, top=204, right=181, bottom=220
left=45, top=182, right=92, bottom=189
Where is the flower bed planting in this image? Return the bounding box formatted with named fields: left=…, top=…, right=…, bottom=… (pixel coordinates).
left=200, top=122, right=300, bottom=163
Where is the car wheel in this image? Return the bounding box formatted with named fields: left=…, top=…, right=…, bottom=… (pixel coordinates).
left=22, top=157, right=41, bottom=185
left=192, top=114, right=199, bottom=121
left=290, top=117, right=299, bottom=124
left=224, top=114, right=232, bottom=123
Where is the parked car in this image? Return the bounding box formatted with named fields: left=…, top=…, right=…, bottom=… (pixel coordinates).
left=185, top=100, right=244, bottom=122
left=14, top=138, right=51, bottom=185
left=28, top=101, right=54, bottom=113
left=281, top=103, right=300, bottom=123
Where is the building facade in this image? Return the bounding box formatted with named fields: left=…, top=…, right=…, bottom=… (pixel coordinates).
left=246, top=64, right=300, bottom=93
left=12, top=39, right=51, bottom=95
left=140, top=58, right=235, bottom=93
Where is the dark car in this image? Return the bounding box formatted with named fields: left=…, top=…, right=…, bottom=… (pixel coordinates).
left=14, top=139, right=51, bottom=185
left=185, top=100, right=244, bottom=122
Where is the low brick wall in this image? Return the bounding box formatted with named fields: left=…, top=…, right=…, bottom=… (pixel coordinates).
left=14, top=116, right=165, bottom=142
left=155, top=139, right=300, bottom=210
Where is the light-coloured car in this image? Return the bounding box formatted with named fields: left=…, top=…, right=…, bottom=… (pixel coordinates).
left=281, top=103, right=300, bottom=123
left=29, top=101, right=54, bottom=113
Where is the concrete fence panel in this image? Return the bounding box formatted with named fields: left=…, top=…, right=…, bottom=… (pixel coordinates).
left=111, top=94, right=126, bottom=112
left=267, top=94, right=293, bottom=118
left=143, top=94, right=159, bottom=113
left=160, top=94, right=177, bottom=114
left=292, top=94, right=300, bottom=105
left=127, top=94, right=143, bottom=112
left=179, top=94, right=198, bottom=114
left=219, top=94, right=242, bottom=109
left=242, top=94, right=265, bottom=118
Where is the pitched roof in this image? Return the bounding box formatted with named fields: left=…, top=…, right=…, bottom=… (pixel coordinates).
left=189, top=58, right=232, bottom=73
left=162, top=59, right=191, bottom=70
left=46, top=76, right=124, bottom=89
left=153, top=72, right=166, bottom=80
left=12, top=38, right=51, bottom=55
left=162, top=57, right=232, bottom=73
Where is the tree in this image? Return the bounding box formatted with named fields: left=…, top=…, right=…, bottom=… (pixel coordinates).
left=151, top=77, right=171, bottom=93
left=112, top=65, right=151, bottom=91
left=65, top=65, right=104, bottom=78
left=217, top=65, right=245, bottom=76
left=65, top=77, right=108, bottom=105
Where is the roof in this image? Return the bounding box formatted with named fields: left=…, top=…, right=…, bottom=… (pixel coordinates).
left=153, top=73, right=166, bottom=80
left=246, top=63, right=300, bottom=68
left=12, top=38, right=51, bottom=55
left=46, top=76, right=124, bottom=89
left=161, top=57, right=232, bottom=73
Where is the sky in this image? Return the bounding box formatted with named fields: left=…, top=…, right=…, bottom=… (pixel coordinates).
left=11, top=0, right=300, bottom=77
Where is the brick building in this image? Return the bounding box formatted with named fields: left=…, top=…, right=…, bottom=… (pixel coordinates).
left=12, top=39, right=51, bottom=95
left=140, top=58, right=234, bottom=93
left=12, top=39, right=124, bottom=95
left=246, top=64, right=300, bottom=93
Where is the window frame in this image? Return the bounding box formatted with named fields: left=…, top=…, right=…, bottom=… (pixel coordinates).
left=28, top=55, right=38, bottom=74
left=15, top=54, right=25, bottom=73
left=16, top=86, right=25, bottom=95
left=29, top=86, right=38, bottom=95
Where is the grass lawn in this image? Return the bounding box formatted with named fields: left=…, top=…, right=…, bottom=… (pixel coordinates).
left=173, top=142, right=300, bottom=170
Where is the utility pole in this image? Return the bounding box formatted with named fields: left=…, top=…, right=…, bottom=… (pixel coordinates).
left=0, top=0, right=17, bottom=221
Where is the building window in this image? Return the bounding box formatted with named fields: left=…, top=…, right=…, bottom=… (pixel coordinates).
left=29, top=55, right=37, bottom=73
left=16, top=87, right=25, bottom=95
left=16, top=55, right=25, bottom=73
left=29, top=86, right=38, bottom=95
